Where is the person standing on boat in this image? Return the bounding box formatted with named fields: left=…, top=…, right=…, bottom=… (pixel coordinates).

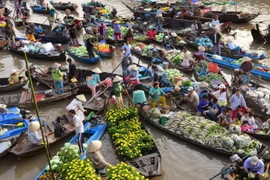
left=151, top=64, right=164, bottom=84
left=68, top=109, right=85, bottom=155
left=49, top=8, right=58, bottom=21
left=86, top=38, right=95, bottom=58
left=54, top=116, right=67, bottom=138
left=240, top=57, right=253, bottom=85
left=5, top=24, right=16, bottom=45
left=8, top=69, right=24, bottom=84
left=156, top=7, right=165, bottom=33
left=111, top=8, right=117, bottom=18
left=99, top=23, right=106, bottom=40
left=239, top=156, right=264, bottom=180
left=86, top=140, right=111, bottom=175
left=113, top=76, right=124, bottom=109
left=149, top=81, right=167, bottom=109
left=67, top=58, right=77, bottom=83
left=211, top=15, right=220, bottom=29
left=66, top=94, right=87, bottom=121
left=211, top=84, right=228, bottom=115
left=229, top=88, right=247, bottom=119
left=51, top=63, right=64, bottom=94
left=28, top=121, right=43, bottom=145
left=113, top=21, right=121, bottom=41
left=121, top=40, right=132, bottom=70
left=69, top=25, right=79, bottom=46
left=87, top=68, right=101, bottom=97
left=209, top=28, right=221, bottom=56
left=124, top=64, right=140, bottom=86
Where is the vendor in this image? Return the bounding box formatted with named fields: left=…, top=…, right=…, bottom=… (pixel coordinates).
left=227, top=38, right=241, bottom=52
left=99, top=23, right=106, bottom=39
left=170, top=32, right=181, bottom=48
left=111, top=8, right=117, bottom=17
left=27, top=31, right=36, bottom=42
left=211, top=15, right=220, bottom=28
left=86, top=140, right=111, bottom=175
left=124, top=64, right=140, bottom=86
left=149, top=81, right=167, bottom=109
left=51, top=63, right=64, bottom=94
left=239, top=156, right=264, bottom=180
left=184, top=86, right=199, bottom=107
left=124, top=28, right=133, bottom=42
left=193, top=46, right=205, bottom=61
left=197, top=94, right=210, bottom=114
left=67, top=58, right=77, bottom=83
left=8, top=69, right=24, bottom=84
left=121, top=40, right=132, bottom=70
left=212, top=84, right=227, bottom=115
left=87, top=68, right=101, bottom=97
left=229, top=88, right=247, bottom=119
left=66, top=94, right=87, bottom=121
left=147, top=28, right=156, bottom=40
left=181, top=51, right=194, bottom=68
left=240, top=57, right=253, bottom=85
left=151, top=64, right=164, bottom=83
left=28, top=120, right=43, bottom=145
left=113, top=76, right=124, bottom=109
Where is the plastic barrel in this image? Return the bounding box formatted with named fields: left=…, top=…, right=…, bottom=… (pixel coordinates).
left=163, top=61, right=169, bottom=70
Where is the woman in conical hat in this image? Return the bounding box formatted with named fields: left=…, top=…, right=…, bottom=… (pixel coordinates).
left=28, top=121, right=43, bottom=145
left=181, top=51, right=194, bottom=68
left=113, top=75, right=124, bottom=108
left=66, top=94, right=87, bottom=121
left=87, top=67, right=101, bottom=97
left=124, top=64, right=140, bottom=86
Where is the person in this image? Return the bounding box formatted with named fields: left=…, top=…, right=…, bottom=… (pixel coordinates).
left=181, top=51, right=194, bottom=68
left=248, top=112, right=258, bottom=130
left=8, top=69, right=24, bottom=84
left=124, top=28, right=133, bottom=41
left=147, top=28, right=156, bottom=40
left=234, top=105, right=247, bottom=120
left=67, top=58, right=76, bottom=83
left=211, top=15, right=220, bottom=28
left=170, top=7, right=177, bottom=18
left=149, top=81, right=167, bottom=109
left=239, top=156, right=264, bottom=180
left=113, top=21, right=121, bottom=41
left=99, top=23, right=106, bottom=39
left=126, top=19, right=133, bottom=30
left=27, top=121, right=43, bottom=145
left=54, top=116, right=67, bottom=138
left=151, top=64, right=164, bottom=83
left=240, top=110, right=250, bottom=124
left=229, top=154, right=244, bottom=179
left=69, top=25, right=79, bottom=46
left=241, top=120, right=253, bottom=133
left=221, top=112, right=233, bottom=128
left=111, top=8, right=117, bottom=17
left=86, top=38, right=95, bottom=58
left=191, top=20, right=199, bottom=35
left=5, top=24, right=16, bottom=45
left=240, top=57, right=253, bottom=85
left=86, top=67, right=101, bottom=97
left=35, top=25, right=43, bottom=34
left=121, top=40, right=132, bottom=69
left=170, top=32, right=180, bottom=48
left=69, top=109, right=84, bottom=154
left=197, top=94, right=210, bottom=114
left=49, top=8, right=58, bottom=19
left=193, top=46, right=205, bottom=61
left=184, top=86, right=199, bottom=107
left=86, top=140, right=111, bottom=175
left=209, top=28, right=221, bottom=55
left=212, top=84, right=227, bottom=114
left=66, top=94, right=87, bottom=121
left=51, top=62, right=64, bottom=94
left=229, top=88, right=247, bottom=119
left=113, top=76, right=124, bottom=109
left=227, top=38, right=241, bottom=52
left=27, top=31, right=36, bottom=42
left=124, top=64, right=140, bottom=86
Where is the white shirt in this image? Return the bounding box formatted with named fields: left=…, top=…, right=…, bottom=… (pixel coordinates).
left=126, top=22, right=133, bottom=29
left=151, top=65, right=164, bottom=77
left=181, top=58, right=191, bottom=67
left=227, top=42, right=236, bottom=50
left=156, top=9, right=164, bottom=17
left=121, top=44, right=131, bottom=57
left=28, top=130, right=42, bottom=145
left=72, top=115, right=84, bottom=134
left=66, top=98, right=85, bottom=121
left=191, top=23, right=198, bottom=31
left=212, top=19, right=220, bottom=26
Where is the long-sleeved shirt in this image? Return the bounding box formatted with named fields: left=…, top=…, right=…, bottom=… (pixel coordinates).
left=243, top=157, right=264, bottom=174
left=28, top=130, right=42, bottom=145
left=121, top=44, right=131, bottom=58
left=149, top=87, right=165, bottom=102
left=212, top=90, right=227, bottom=106
left=229, top=93, right=246, bottom=110
left=66, top=98, right=84, bottom=112
left=86, top=151, right=111, bottom=170
left=151, top=65, right=164, bottom=77
left=72, top=115, right=84, bottom=134
left=113, top=83, right=123, bottom=97
left=87, top=74, right=100, bottom=87
left=127, top=66, right=139, bottom=81
left=197, top=99, right=209, bottom=113
left=68, top=63, right=76, bottom=77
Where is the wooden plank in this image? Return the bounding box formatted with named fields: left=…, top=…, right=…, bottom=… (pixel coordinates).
left=19, top=91, right=27, bottom=104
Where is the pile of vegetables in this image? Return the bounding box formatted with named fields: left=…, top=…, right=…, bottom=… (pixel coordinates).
left=141, top=45, right=155, bottom=58
left=83, top=34, right=95, bottom=41
left=106, top=107, right=154, bottom=160
left=164, top=68, right=183, bottom=84
left=157, top=111, right=262, bottom=156
left=120, top=26, right=129, bottom=36
left=105, top=26, right=128, bottom=39
left=198, top=72, right=224, bottom=83
left=134, top=35, right=148, bottom=42
left=194, top=37, right=213, bottom=47
left=69, top=46, right=98, bottom=58
left=165, top=52, right=184, bottom=66
left=156, top=33, right=164, bottom=42
left=106, top=162, right=148, bottom=180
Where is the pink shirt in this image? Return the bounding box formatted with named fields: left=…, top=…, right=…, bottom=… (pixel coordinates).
left=241, top=125, right=253, bottom=132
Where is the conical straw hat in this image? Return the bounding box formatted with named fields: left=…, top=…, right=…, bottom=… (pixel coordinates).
left=28, top=121, right=40, bottom=132
left=113, top=75, right=123, bottom=82
left=87, top=140, right=102, bottom=153
left=130, top=64, right=138, bottom=71
left=76, top=94, right=86, bottom=102
left=92, top=67, right=102, bottom=74
left=198, top=46, right=205, bottom=52
left=51, top=62, right=61, bottom=69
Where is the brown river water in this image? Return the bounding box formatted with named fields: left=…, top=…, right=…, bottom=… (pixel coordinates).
left=1, top=0, right=270, bottom=179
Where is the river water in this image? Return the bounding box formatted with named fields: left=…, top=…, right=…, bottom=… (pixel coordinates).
left=1, top=0, right=270, bottom=179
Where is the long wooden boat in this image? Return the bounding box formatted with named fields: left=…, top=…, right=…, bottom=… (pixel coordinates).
left=34, top=120, right=107, bottom=179
left=251, top=24, right=270, bottom=44
left=49, top=1, right=78, bottom=11
left=30, top=5, right=50, bottom=14
left=139, top=107, right=268, bottom=157
left=66, top=44, right=101, bottom=64
left=205, top=53, right=270, bottom=81
left=0, top=84, right=83, bottom=109
left=9, top=115, right=76, bottom=158
left=0, top=77, right=27, bottom=93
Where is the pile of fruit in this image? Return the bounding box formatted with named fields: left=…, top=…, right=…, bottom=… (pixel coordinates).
left=198, top=72, right=224, bottom=84
left=96, top=44, right=111, bottom=53
left=105, top=27, right=114, bottom=39
left=120, top=26, right=129, bottom=36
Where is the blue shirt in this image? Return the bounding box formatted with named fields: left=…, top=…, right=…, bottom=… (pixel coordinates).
left=113, top=24, right=120, bottom=33
left=243, top=157, right=264, bottom=174
left=127, top=66, right=139, bottom=81
left=87, top=74, right=101, bottom=87
left=197, top=99, right=209, bottom=113
left=121, top=44, right=131, bottom=58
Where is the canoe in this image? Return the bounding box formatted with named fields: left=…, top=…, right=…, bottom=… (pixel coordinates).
left=9, top=114, right=76, bottom=158
left=251, top=24, right=270, bottom=44
left=30, top=5, right=49, bottom=14
left=205, top=53, right=270, bottom=81
left=138, top=107, right=268, bottom=157
left=0, top=77, right=27, bottom=93
left=9, top=42, right=66, bottom=61
left=0, top=119, right=30, bottom=141
left=34, top=120, right=107, bottom=179
left=0, top=106, right=22, bottom=121
left=49, top=1, right=78, bottom=11
left=66, top=44, right=101, bottom=64
left=0, top=84, right=83, bottom=109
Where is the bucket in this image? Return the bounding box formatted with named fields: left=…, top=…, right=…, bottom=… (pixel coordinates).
left=160, top=114, right=169, bottom=125
left=163, top=61, right=169, bottom=70
left=208, top=62, right=220, bottom=73
left=133, top=90, right=146, bottom=104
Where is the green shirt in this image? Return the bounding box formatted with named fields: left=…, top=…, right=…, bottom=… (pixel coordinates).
left=51, top=69, right=63, bottom=81
left=149, top=87, right=165, bottom=102
left=113, top=83, right=123, bottom=97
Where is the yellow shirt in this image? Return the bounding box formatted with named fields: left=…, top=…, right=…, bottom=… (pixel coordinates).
left=27, top=34, right=36, bottom=41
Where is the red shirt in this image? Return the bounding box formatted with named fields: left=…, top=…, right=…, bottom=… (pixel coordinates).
left=147, top=30, right=156, bottom=40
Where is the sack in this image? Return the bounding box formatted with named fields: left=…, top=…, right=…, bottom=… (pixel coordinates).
left=45, top=89, right=53, bottom=97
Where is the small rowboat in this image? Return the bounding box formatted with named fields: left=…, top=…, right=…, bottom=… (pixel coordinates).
left=0, top=119, right=30, bottom=141
left=0, top=133, right=24, bottom=159
left=30, top=5, right=49, bottom=14
left=49, top=1, right=78, bottom=11
left=0, top=77, right=27, bottom=93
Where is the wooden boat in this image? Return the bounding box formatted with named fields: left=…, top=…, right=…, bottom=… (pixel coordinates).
left=0, top=84, right=83, bottom=109
left=13, top=17, right=25, bottom=27
left=0, top=39, right=8, bottom=50
left=251, top=24, right=270, bottom=44
left=66, top=44, right=101, bottom=64
left=0, top=77, right=27, bottom=93
left=9, top=115, right=76, bottom=158
left=0, top=133, right=25, bottom=159
left=0, top=106, right=22, bottom=121
left=25, top=22, right=69, bottom=43
left=9, top=41, right=66, bottom=61
left=138, top=107, right=268, bottom=157
left=30, top=5, right=49, bottom=14
left=0, top=119, right=30, bottom=141
left=34, top=120, right=107, bottom=179
left=205, top=53, right=270, bottom=81
left=49, top=1, right=78, bottom=11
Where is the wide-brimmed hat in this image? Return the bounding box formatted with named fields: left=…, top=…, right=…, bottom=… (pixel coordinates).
left=188, top=86, right=194, bottom=91
left=198, top=46, right=205, bottom=52
left=230, top=154, right=241, bottom=162
left=165, top=36, right=169, bottom=39
left=51, top=62, right=61, bottom=69
left=171, top=32, right=177, bottom=37
left=227, top=38, right=233, bottom=43
left=130, top=64, right=138, bottom=71
left=198, top=82, right=209, bottom=88
left=218, top=84, right=226, bottom=89
left=242, top=56, right=252, bottom=62
left=28, top=121, right=40, bottom=132
left=251, top=156, right=259, bottom=165
left=184, top=51, right=192, bottom=58
left=87, top=140, right=102, bottom=153
left=92, top=67, right=102, bottom=74
left=76, top=94, right=86, bottom=102
left=10, top=69, right=18, bottom=74
left=113, top=75, right=123, bottom=83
